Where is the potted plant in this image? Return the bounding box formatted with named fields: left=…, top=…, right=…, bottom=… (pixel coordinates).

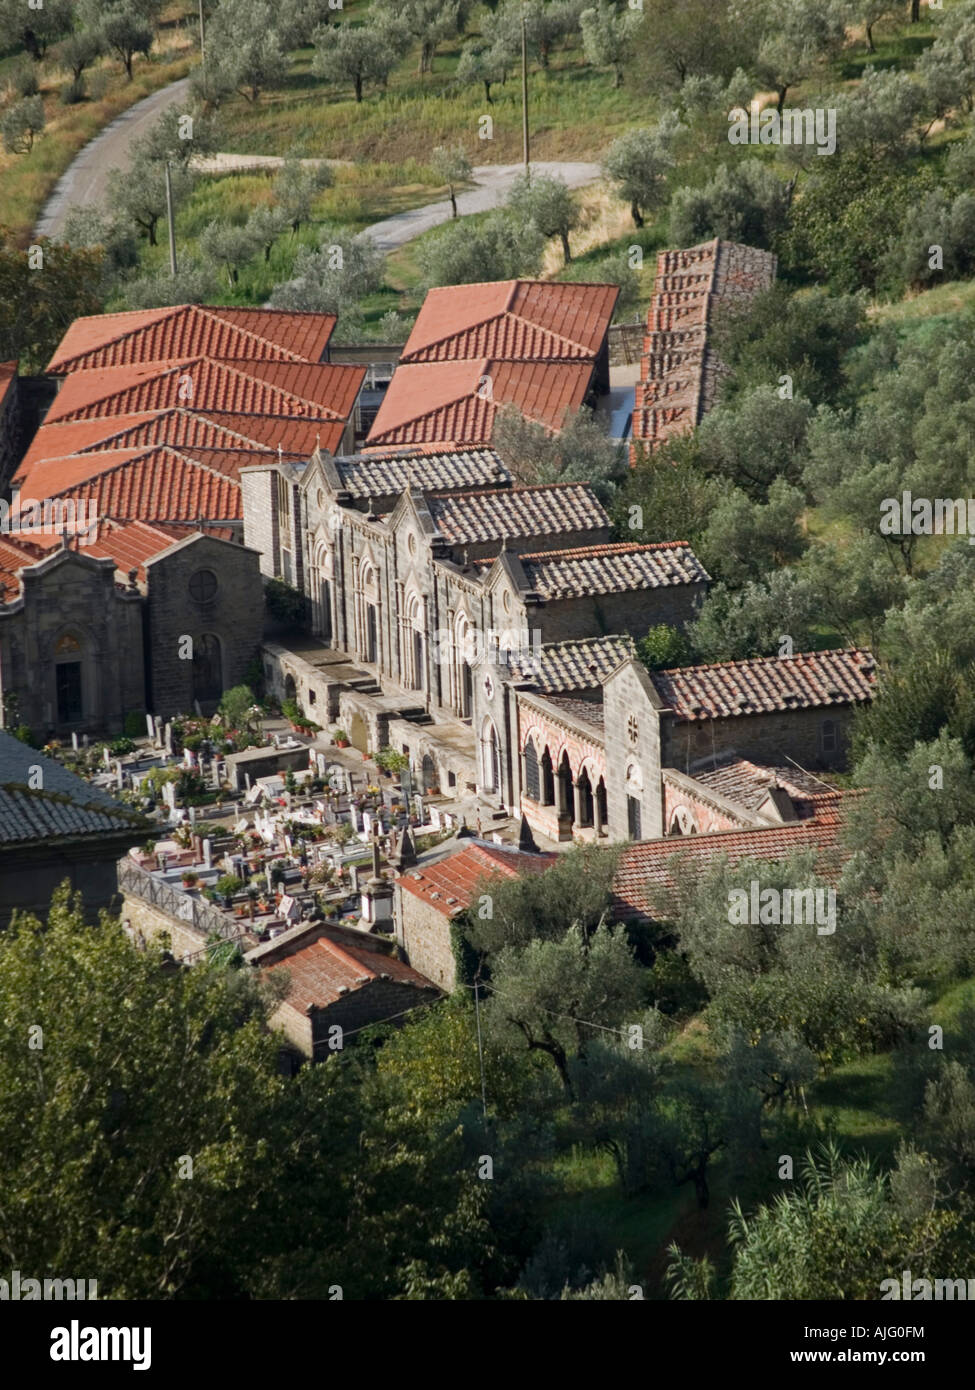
left=215, top=873, right=244, bottom=907
left=374, top=746, right=410, bottom=778
left=333, top=728, right=350, bottom=748
left=181, top=870, right=199, bottom=889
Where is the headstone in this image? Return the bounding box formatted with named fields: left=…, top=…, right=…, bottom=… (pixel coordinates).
left=349, top=803, right=361, bottom=832
left=193, top=699, right=203, bottom=717
left=362, top=810, right=373, bottom=839
left=71, top=731, right=79, bottom=752
left=183, top=748, right=195, bottom=770
left=163, top=723, right=173, bottom=756
left=103, top=746, right=111, bottom=768
left=284, top=833, right=293, bottom=855
left=203, top=838, right=212, bottom=869
left=115, top=761, right=124, bottom=789
left=413, top=794, right=425, bottom=821
left=244, top=772, right=252, bottom=790
left=145, top=714, right=155, bottom=741
left=265, top=866, right=274, bottom=893
left=348, top=864, right=360, bottom=894
left=189, top=805, right=196, bottom=826
left=211, top=761, right=222, bottom=790
left=82, top=734, right=89, bottom=748
left=344, top=769, right=354, bottom=797
left=163, top=782, right=177, bottom=813
left=429, top=806, right=442, bottom=830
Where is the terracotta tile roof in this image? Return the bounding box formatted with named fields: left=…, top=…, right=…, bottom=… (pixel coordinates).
left=33, top=447, right=242, bottom=523
left=334, top=446, right=510, bottom=499
left=265, top=933, right=437, bottom=1011
left=46, top=304, right=336, bottom=373
left=17, top=416, right=157, bottom=474
left=519, top=540, right=710, bottom=598
left=631, top=240, right=777, bottom=456
left=21, top=448, right=148, bottom=499
left=399, top=840, right=557, bottom=918
left=80, top=516, right=193, bottom=582
left=400, top=279, right=619, bottom=363
left=366, top=358, right=593, bottom=447
left=516, top=634, right=636, bottom=692
left=613, top=809, right=847, bottom=920
left=428, top=482, right=608, bottom=546
left=650, top=649, right=877, bottom=722
left=0, top=360, right=17, bottom=396
left=687, top=753, right=843, bottom=818
left=0, top=731, right=146, bottom=845
left=0, top=536, right=48, bottom=598
left=45, top=358, right=364, bottom=425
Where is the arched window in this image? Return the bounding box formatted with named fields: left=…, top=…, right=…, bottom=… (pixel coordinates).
left=482, top=717, right=501, bottom=795
left=524, top=738, right=540, bottom=801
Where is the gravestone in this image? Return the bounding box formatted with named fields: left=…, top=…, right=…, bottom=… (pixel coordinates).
left=103, top=746, right=111, bottom=768
left=348, top=864, right=360, bottom=894
left=203, top=838, right=212, bottom=869
left=162, top=782, right=177, bottom=814
left=145, top=714, right=155, bottom=741
left=71, top=731, right=79, bottom=752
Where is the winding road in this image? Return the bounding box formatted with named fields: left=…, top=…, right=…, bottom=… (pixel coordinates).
left=35, top=76, right=602, bottom=250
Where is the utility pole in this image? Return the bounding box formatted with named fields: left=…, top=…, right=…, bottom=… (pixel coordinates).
left=521, top=10, right=530, bottom=177
left=198, top=0, right=206, bottom=69
left=164, top=162, right=177, bottom=277
left=473, top=969, right=488, bottom=1122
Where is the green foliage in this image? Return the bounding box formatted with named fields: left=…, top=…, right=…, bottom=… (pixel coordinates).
left=270, top=224, right=384, bottom=315
left=636, top=624, right=693, bottom=672
left=602, top=112, right=685, bottom=226
left=415, top=209, right=544, bottom=288
left=506, top=171, right=580, bottom=264
left=0, top=234, right=105, bottom=373
left=264, top=577, right=308, bottom=628
left=669, top=160, right=792, bottom=252
left=492, top=403, right=627, bottom=503
left=1, top=95, right=45, bottom=154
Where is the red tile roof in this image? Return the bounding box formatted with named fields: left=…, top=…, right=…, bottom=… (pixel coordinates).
left=366, top=358, right=593, bottom=447
left=79, top=517, right=192, bottom=582
left=399, top=841, right=557, bottom=918
left=0, top=535, right=48, bottom=598
left=265, top=933, right=437, bottom=1012
left=650, top=649, right=877, bottom=721
left=17, top=416, right=157, bottom=474
left=45, top=357, right=363, bottom=425
left=400, top=280, right=618, bottom=363
left=46, top=304, right=336, bottom=374
left=30, top=447, right=242, bottom=522
left=614, top=809, right=847, bottom=920
left=686, top=755, right=844, bottom=820
left=0, top=361, right=18, bottom=397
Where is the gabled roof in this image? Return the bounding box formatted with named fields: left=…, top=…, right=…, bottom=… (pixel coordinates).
left=46, top=304, right=336, bottom=374
left=365, top=358, right=593, bottom=448
left=0, top=730, right=146, bottom=846
left=516, top=634, right=636, bottom=692
left=44, top=357, right=364, bottom=425
left=517, top=540, right=710, bottom=599
left=427, top=482, right=608, bottom=546
left=613, top=810, right=847, bottom=921
left=398, top=840, right=557, bottom=918
left=332, top=446, right=510, bottom=500
left=650, top=649, right=877, bottom=722
left=79, top=517, right=195, bottom=583
left=30, top=447, right=242, bottom=523
left=264, top=933, right=437, bottom=1012
left=400, top=279, right=619, bottom=364
left=687, top=752, right=843, bottom=819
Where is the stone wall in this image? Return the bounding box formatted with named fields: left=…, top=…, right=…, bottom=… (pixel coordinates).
left=603, top=659, right=664, bottom=842
left=0, top=549, right=144, bottom=738
left=145, top=534, right=264, bottom=717
left=660, top=704, right=855, bottom=774
left=395, top=883, right=457, bottom=991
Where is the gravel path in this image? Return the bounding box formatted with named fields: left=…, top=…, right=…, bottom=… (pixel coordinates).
left=35, top=77, right=193, bottom=239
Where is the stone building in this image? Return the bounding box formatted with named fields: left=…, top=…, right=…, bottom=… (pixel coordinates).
left=0, top=730, right=147, bottom=927
left=0, top=526, right=264, bottom=738
left=246, top=919, right=439, bottom=1064
left=631, top=239, right=777, bottom=458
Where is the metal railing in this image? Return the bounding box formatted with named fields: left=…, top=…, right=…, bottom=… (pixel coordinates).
left=118, top=858, right=243, bottom=942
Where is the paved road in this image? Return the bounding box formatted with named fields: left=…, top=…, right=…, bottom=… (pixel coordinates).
left=35, top=77, right=193, bottom=239
left=363, top=161, right=603, bottom=253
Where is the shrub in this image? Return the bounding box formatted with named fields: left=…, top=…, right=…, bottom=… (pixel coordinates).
left=59, top=76, right=87, bottom=105
left=215, top=874, right=244, bottom=899
left=109, top=736, right=136, bottom=756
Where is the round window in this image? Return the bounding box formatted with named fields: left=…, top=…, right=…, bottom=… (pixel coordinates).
left=189, top=569, right=218, bottom=603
